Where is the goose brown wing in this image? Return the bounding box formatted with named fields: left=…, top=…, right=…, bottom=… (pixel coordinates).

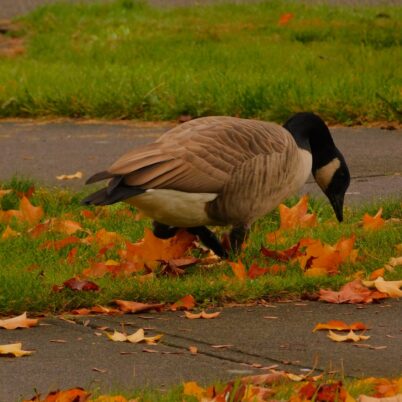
left=107, top=116, right=293, bottom=194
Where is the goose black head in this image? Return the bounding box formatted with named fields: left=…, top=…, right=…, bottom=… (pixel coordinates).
left=284, top=112, right=350, bottom=222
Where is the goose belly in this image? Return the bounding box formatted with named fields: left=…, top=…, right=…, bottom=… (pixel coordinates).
left=126, top=189, right=218, bottom=227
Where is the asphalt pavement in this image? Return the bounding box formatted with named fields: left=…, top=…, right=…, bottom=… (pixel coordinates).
left=0, top=120, right=401, bottom=203
left=1, top=301, right=401, bottom=401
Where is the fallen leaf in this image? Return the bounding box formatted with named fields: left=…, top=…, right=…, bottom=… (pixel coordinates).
left=279, top=195, right=317, bottom=229
left=184, top=310, right=221, bottom=319
left=56, top=171, right=83, bottom=180
left=19, top=196, right=44, bottom=226
left=106, top=328, right=163, bottom=344
left=362, top=277, right=402, bottom=298
left=70, top=305, right=121, bottom=316
left=319, top=280, right=388, bottom=304
left=261, top=243, right=302, bottom=262
left=114, top=300, right=165, bottom=313
left=62, top=277, right=100, bottom=292
left=0, top=343, right=33, bottom=357
left=370, top=268, right=386, bottom=280
left=327, top=329, right=370, bottom=342
left=0, top=312, right=38, bottom=330
left=122, top=229, right=195, bottom=269
left=278, top=12, right=294, bottom=26
left=40, top=236, right=81, bottom=251
left=0, top=189, right=12, bottom=198
left=84, top=228, right=124, bottom=248
left=1, top=225, right=20, bottom=239
left=171, top=294, right=195, bottom=311
left=189, top=346, right=198, bottom=354
left=183, top=381, right=206, bottom=399
left=363, top=208, right=385, bottom=230
left=313, top=320, right=367, bottom=332
left=228, top=259, right=247, bottom=280
left=24, top=387, right=90, bottom=401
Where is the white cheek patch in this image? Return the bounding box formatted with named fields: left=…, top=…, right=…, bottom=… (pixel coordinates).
left=314, top=158, right=341, bottom=191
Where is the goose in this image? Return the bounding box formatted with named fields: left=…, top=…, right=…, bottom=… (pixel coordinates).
left=82, top=112, right=350, bottom=258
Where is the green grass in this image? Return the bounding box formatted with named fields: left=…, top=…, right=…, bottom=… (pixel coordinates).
left=1, top=178, right=401, bottom=315
left=0, top=0, right=401, bottom=123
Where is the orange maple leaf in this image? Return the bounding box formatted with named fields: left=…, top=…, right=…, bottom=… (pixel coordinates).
left=23, top=387, right=90, bottom=401
left=171, top=294, right=196, bottom=311
left=362, top=208, right=385, bottom=230
left=228, top=259, right=247, bottom=281
left=298, top=238, right=342, bottom=276
left=279, top=195, right=317, bottom=230
left=19, top=196, right=44, bottom=226
left=122, top=228, right=195, bottom=269
left=313, top=320, right=367, bottom=332
left=278, top=12, right=294, bottom=26
left=83, top=228, right=124, bottom=248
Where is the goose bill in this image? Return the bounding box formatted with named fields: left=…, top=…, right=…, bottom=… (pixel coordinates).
left=328, top=193, right=344, bottom=222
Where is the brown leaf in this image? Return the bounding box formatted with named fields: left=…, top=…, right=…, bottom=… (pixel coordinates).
left=70, top=305, right=121, bottom=316
left=114, top=300, right=165, bottom=313
left=171, top=294, right=196, bottom=311
left=0, top=312, right=38, bottom=330
left=261, top=242, right=301, bottom=262
left=319, top=280, right=387, bottom=304
left=62, top=277, right=100, bottom=292
left=40, top=236, right=81, bottom=251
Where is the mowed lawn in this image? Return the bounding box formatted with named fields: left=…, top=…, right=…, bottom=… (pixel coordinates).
left=0, top=0, right=401, bottom=123
left=0, top=179, right=401, bottom=314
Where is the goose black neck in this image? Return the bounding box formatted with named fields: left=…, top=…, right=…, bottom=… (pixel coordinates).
left=283, top=112, right=336, bottom=170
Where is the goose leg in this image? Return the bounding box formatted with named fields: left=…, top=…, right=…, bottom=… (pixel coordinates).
left=187, top=226, right=228, bottom=259
left=152, top=221, right=179, bottom=239
left=229, top=224, right=250, bottom=254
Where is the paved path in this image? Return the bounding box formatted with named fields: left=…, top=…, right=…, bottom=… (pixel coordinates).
left=1, top=301, right=401, bottom=401
left=0, top=120, right=401, bottom=203
left=1, top=0, right=401, bottom=20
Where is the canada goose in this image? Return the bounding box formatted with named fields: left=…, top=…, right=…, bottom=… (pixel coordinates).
left=83, top=113, right=350, bottom=258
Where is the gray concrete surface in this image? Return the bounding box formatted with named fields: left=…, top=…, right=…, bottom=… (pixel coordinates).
left=0, top=121, right=401, bottom=203
left=1, top=0, right=401, bottom=20
left=1, top=301, right=401, bottom=401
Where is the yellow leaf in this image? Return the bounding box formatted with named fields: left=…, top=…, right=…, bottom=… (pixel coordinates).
left=106, top=330, right=127, bottom=342
left=0, top=342, right=33, bottom=357
left=184, top=310, right=220, bottom=319
left=327, top=330, right=370, bottom=342
left=126, top=328, right=145, bottom=343
left=56, top=171, right=83, bottom=180
left=183, top=381, right=206, bottom=398
left=0, top=189, right=12, bottom=198
left=363, top=277, right=402, bottom=298
left=1, top=225, right=20, bottom=239
left=0, top=312, right=38, bottom=330
left=91, top=396, right=129, bottom=402
left=388, top=256, right=402, bottom=267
